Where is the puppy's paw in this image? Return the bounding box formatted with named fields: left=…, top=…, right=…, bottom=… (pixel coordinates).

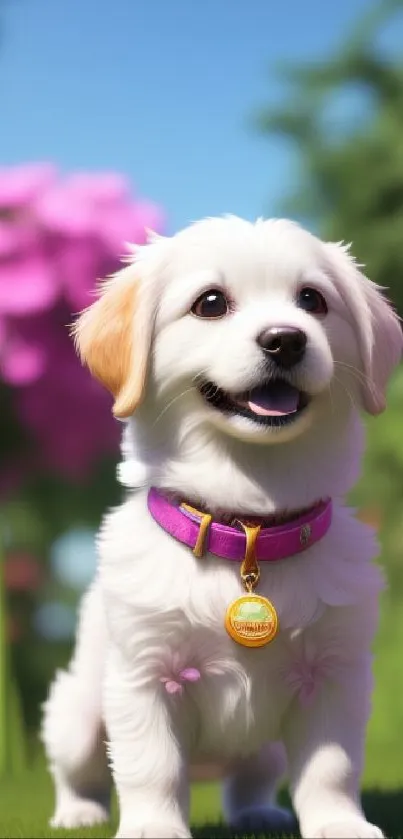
left=51, top=800, right=109, bottom=829
left=116, top=825, right=191, bottom=838
left=312, top=820, right=384, bottom=838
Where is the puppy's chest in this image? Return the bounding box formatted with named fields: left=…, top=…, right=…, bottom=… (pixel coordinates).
left=162, top=619, right=318, bottom=757
left=152, top=568, right=348, bottom=754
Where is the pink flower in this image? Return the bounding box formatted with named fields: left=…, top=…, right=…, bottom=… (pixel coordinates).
left=0, top=163, right=164, bottom=488
left=0, top=163, right=56, bottom=208
left=0, top=244, right=58, bottom=315
left=1, top=331, right=47, bottom=384
left=14, top=314, right=119, bottom=477
left=0, top=222, right=29, bottom=258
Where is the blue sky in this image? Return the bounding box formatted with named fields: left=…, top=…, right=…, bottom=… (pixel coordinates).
left=1, top=0, right=403, bottom=233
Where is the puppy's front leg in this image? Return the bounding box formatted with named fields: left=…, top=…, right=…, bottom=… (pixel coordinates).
left=283, top=660, right=383, bottom=839
left=104, top=645, right=191, bottom=839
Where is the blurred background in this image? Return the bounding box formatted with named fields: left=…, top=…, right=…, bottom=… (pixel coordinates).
left=1, top=0, right=403, bottom=830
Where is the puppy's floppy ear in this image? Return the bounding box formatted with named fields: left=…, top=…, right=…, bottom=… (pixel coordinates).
left=72, top=263, right=153, bottom=419
left=324, top=242, right=403, bottom=415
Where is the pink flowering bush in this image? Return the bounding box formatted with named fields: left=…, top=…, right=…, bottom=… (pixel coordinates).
left=0, top=164, right=165, bottom=756
left=0, top=163, right=164, bottom=488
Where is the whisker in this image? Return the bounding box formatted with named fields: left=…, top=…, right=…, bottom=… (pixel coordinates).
left=152, top=386, right=197, bottom=428
left=334, top=360, right=375, bottom=394
left=191, top=372, right=220, bottom=400
left=191, top=371, right=210, bottom=385
left=332, top=373, right=359, bottom=411
left=204, top=383, right=219, bottom=400
left=327, top=382, right=335, bottom=417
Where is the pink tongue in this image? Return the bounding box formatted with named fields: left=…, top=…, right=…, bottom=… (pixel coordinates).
left=247, top=382, right=299, bottom=416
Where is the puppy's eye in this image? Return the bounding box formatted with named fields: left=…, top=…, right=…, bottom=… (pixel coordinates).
left=191, top=289, right=229, bottom=319
left=297, top=287, right=328, bottom=316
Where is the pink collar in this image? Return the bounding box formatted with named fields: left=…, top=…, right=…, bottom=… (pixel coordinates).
left=147, top=488, right=332, bottom=563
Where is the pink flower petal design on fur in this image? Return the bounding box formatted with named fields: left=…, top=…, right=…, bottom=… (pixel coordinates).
left=283, top=658, right=318, bottom=706
left=283, top=645, right=345, bottom=708
left=179, top=668, right=201, bottom=682
left=163, top=679, right=183, bottom=695
left=160, top=664, right=201, bottom=695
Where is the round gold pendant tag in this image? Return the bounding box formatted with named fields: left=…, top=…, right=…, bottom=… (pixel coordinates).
left=225, top=594, right=278, bottom=648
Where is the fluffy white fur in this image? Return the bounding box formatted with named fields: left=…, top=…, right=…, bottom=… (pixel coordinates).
left=42, top=216, right=402, bottom=838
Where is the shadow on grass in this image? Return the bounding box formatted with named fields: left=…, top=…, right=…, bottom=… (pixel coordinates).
left=193, top=790, right=403, bottom=838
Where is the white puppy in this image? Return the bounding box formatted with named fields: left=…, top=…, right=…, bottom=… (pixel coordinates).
left=42, top=217, right=402, bottom=838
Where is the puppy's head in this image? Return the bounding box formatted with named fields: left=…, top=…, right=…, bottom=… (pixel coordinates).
left=73, top=217, right=402, bottom=445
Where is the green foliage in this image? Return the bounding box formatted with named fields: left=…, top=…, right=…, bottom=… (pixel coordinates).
left=258, top=0, right=403, bottom=314
left=0, top=544, right=26, bottom=776
left=353, top=365, right=403, bottom=515
left=352, top=369, right=403, bottom=786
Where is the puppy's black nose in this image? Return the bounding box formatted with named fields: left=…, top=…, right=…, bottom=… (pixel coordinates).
left=257, top=326, right=307, bottom=369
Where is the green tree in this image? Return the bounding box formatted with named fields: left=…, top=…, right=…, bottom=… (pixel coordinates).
left=258, top=0, right=403, bottom=314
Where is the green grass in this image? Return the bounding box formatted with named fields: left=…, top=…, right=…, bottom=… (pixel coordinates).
left=0, top=759, right=402, bottom=838
left=363, top=594, right=403, bottom=790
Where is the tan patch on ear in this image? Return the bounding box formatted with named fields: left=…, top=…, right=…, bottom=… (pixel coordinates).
left=72, top=275, right=146, bottom=419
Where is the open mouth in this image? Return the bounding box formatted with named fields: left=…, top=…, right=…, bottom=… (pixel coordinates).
left=198, top=379, right=310, bottom=427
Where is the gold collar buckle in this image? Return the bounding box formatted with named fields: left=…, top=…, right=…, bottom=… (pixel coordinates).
left=180, top=502, right=212, bottom=558
left=235, top=520, right=262, bottom=593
